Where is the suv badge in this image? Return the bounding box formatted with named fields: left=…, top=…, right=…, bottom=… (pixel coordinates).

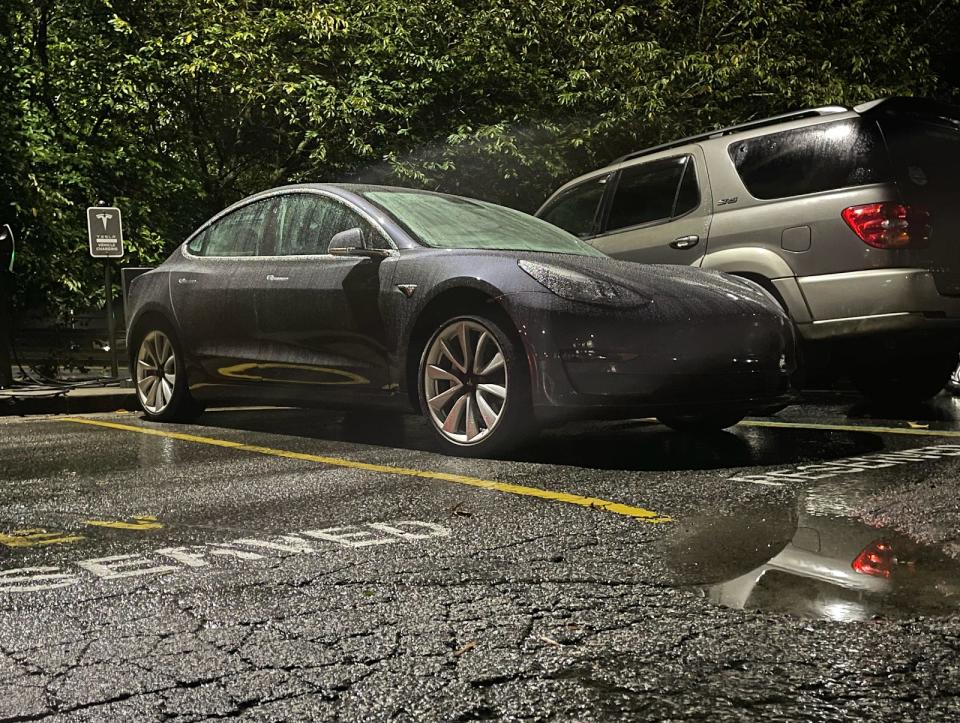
left=717, top=197, right=739, bottom=206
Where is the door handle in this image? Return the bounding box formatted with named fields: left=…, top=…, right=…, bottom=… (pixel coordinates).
left=266, top=274, right=289, bottom=282
left=177, top=277, right=197, bottom=285
left=670, top=235, right=700, bottom=250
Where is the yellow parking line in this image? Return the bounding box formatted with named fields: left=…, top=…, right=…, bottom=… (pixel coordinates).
left=62, top=417, right=671, bottom=523
left=740, top=419, right=960, bottom=437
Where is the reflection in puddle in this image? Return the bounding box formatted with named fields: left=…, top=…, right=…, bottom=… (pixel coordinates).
left=668, top=490, right=960, bottom=621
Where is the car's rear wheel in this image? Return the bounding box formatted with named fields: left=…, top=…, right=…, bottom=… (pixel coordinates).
left=853, top=348, right=957, bottom=404
left=657, top=411, right=745, bottom=433
left=418, top=313, right=532, bottom=457
left=134, top=324, right=204, bottom=422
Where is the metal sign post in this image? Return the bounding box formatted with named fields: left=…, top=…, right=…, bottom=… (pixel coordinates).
left=0, top=224, right=14, bottom=388
left=87, top=207, right=124, bottom=378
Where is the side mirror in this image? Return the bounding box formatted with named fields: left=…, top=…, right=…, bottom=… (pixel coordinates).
left=329, top=227, right=391, bottom=259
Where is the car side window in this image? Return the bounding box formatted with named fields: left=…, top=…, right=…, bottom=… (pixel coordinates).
left=538, top=175, right=610, bottom=238
left=605, top=155, right=697, bottom=233
left=728, top=119, right=891, bottom=200
left=197, top=200, right=271, bottom=257
left=275, top=193, right=389, bottom=255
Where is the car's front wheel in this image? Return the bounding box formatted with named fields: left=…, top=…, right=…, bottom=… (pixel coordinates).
left=133, top=323, right=204, bottom=422
left=657, top=411, right=745, bottom=433
left=418, top=313, right=532, bottom=457
left=853, top=347, right=957, bottom=404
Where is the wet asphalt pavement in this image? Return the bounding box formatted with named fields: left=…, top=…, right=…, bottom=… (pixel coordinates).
left=2, top=395, right=960, bottom=720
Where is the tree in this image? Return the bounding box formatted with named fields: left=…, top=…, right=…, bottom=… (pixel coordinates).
left=3, top=0, right=958, bottom=315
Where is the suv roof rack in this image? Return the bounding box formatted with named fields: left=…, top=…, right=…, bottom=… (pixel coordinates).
left=608, top=105, right=850, bottom=166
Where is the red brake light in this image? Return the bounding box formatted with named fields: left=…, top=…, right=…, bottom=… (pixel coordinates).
left=852, top=540, right=894, bottom=578
left=841, top=203, right=930, bottom=249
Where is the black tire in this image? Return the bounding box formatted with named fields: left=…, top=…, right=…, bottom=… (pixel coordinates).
left=417, top=311, right=533, bottom=457
left=657, top=411, right=745, bottom=433
left=853, top=349, right=957, bottom=404
left=131, top=319, right=205, bottom=423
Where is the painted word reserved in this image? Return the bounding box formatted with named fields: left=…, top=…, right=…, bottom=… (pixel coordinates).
left=730, top=444, right=960, bottom=486
left=0, top=520, right=449, bottom=594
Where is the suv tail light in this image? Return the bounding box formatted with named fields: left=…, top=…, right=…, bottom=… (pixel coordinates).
left=841, top=203, right=930, bottom=249
left=852, top=539, right=894, bottom=578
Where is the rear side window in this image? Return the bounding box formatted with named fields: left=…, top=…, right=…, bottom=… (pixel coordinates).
left=729, top=119, right=891, bottom=200
left=192, top=200, right=272, bottom=257
left=606, top=155, right=699, bottom=232
left=538, top=174, right=610, bottom=238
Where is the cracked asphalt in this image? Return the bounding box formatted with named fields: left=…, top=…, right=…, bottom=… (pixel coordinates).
left=2, top=394, right=960, bottom=720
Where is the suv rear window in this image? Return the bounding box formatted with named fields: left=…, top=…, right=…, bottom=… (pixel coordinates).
left=878, top=113, right=960, bottom=197
left=729, top=119, right=892, bottom=200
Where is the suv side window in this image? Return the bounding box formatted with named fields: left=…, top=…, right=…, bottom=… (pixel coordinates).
left=728, top=118, right=891, bottom=200
left=606, top=155, right=697, bottom=233
left=275, top=193, right=389, bottom=255
left=538, top=174, right=610, bottom=238
left=194, top=200, right=272, bottom=257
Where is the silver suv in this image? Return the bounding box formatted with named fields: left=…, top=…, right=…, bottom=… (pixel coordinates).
left=536, top=97, right=960, bottom=403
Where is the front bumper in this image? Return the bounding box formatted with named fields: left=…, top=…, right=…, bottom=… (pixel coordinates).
left=792, top=269, right=960, bottom=341
left=501, top=291, right=796, bottom=420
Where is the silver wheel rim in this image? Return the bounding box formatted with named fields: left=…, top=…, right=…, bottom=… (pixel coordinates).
left=423, top=319, right=508, bottom=445
left=136, top=330, right=177, bottom=414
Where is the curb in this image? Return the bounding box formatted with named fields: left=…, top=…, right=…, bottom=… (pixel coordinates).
left=0, top=391, right=139, bottom=417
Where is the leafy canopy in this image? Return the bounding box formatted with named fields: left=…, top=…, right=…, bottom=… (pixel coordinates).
left=2, top=0, right=957, bottom=312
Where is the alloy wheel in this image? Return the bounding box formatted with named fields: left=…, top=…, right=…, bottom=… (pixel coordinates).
left=136, top=330, right=177, bottom=414
left=423, top=319, right=508, bottom=445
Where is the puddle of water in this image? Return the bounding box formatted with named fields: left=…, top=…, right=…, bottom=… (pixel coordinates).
left=665, top=496, right=960, bottom=622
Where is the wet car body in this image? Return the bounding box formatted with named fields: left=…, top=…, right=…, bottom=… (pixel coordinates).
left=126, top=184, right=796, bottom=453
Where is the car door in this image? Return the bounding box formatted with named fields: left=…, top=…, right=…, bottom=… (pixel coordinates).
left=169, top=197, right=279, bottom=388
left=591, top=151, right=713, bottom=265
left=256, top=191, right=398, bottom=403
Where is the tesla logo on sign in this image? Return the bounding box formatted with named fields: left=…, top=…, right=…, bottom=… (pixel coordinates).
left=86, top=207, right=124, bottom=258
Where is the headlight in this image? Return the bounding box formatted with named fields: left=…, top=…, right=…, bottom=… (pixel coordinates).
left=518, top=260, right=649, bottom=308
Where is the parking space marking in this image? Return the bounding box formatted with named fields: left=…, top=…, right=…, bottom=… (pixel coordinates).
left=62, top=417, right=672, bottom=523
left=740, top=419, right=960, bottom=438
left=83, top=515, right=164, bottom=531
left=731, top=443, right=960, bottom=485
left=1, top=520, right=450, bottom=593
left=0, top=529, right=86, bottom=548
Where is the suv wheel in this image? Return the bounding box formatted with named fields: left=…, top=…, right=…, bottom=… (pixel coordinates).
left=853, top=349, right=957, bottom=404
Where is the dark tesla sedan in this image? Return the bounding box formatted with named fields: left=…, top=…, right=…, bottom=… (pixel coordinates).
left=126, top=184, right=796, bottom=456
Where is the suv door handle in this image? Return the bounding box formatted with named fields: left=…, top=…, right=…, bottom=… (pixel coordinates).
left=670, top=235, right=700, bottom=250
left=177, top=277, right=197, bottom=285
left=266, top=274, right=289, bottom=282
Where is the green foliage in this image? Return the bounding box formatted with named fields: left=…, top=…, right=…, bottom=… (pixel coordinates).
left=2, top=0, right=958, bottom=314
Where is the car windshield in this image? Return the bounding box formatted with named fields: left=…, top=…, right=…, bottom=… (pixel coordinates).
left=360, top=189, right=605, bottom=256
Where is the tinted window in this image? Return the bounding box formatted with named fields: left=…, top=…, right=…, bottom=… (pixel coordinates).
left=198, top=200, right=271, bottom=257
left=538, top=175, right=609, bottom=238
left=729, top=119, right=891, bottom=200
left=606, top=156, right=694, bottom=232
left=878, top=114, right=960, bottom=197
left=275, top=193, right=388, bottom=255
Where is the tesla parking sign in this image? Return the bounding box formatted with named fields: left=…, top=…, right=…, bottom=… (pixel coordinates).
left=87, top=207, right=124, bottom=258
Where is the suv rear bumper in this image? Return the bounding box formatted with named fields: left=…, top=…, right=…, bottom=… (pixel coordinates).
left=791, top=269, right=960, bottom=340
